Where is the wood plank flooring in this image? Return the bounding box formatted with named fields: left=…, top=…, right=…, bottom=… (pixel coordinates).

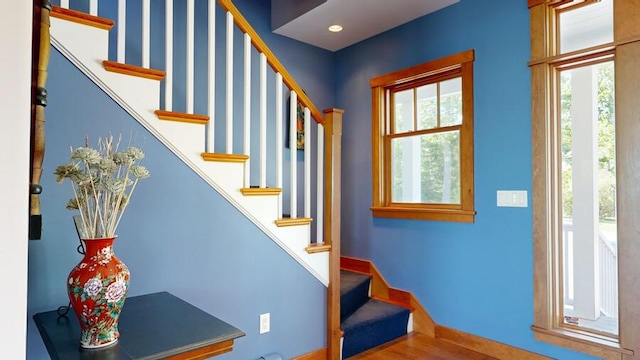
left=347, top=333, right=499, bottom=360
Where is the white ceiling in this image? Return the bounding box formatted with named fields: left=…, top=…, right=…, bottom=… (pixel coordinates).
left=273, top=0, right=460, bottom=52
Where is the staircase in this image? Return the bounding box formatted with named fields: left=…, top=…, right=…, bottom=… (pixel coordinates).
left=340, top=256, right=435, bottom=358
left=48, top=1, right=344, bottom=355
left=337, top=256, right=554, bottom=360
left=340, top=270, right=411, bottom=358
left=48, top=1, right=340, bottom=287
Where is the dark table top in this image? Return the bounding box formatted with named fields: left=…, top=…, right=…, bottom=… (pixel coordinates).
left=33, top=291, right=245, bottom=360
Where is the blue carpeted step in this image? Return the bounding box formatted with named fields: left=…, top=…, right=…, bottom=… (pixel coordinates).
left=341, top=298, right=410, bottom=358
left=340, top=270, right=371, bottom=322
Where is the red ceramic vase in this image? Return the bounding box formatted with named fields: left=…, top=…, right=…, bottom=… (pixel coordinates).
left=67, top=237, right=130, bottom=348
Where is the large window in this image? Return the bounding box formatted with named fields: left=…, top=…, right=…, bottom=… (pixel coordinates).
left=370, top=50, right=475, bottom=222
left=530, top=0, right=640, bottom=358
left=559, top=60, right=618, bottom=337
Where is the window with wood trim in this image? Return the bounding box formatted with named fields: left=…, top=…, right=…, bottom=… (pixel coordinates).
left=370, top=50, right=475, bottom=223
left=530, top=0, right=640, bottom=358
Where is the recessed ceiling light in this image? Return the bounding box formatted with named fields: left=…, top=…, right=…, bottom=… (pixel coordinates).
left=328, top=25, right=343, bottom=33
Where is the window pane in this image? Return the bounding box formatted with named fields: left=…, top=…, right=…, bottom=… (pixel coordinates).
left=391, top=131, right=460, bottom=204
left=394, top=89, right=414, bottom=133
left=440, top=78, right=462, bottom=126
left=560, top=61, right=617, bottom=336
left=417, top=84, right=437, bottom=130
left=559, top=0, right=613, bottom=53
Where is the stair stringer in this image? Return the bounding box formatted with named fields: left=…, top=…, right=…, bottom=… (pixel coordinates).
left=50, top=17, right=329, bottom=286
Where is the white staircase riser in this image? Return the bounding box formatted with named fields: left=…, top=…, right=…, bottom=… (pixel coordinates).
left=50, top=18, right=108, bottom=65
left=200, top=162, right=245, bottom=191
left=238, top=196, right=279, bottom=223
left=149, top=120, right=205, bottom=162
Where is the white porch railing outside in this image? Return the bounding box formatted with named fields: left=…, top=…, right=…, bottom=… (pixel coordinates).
left=562, top=219, right=618, bottom=319
left=598, top=233, right=617, bottom=318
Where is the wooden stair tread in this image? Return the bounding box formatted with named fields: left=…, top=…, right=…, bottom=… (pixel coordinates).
left=240, top=187, right=282, bottom=196
left=201, top=153, right=249, bottom=163
left=348, top=332, right=498, bottom=360
left=155, top=110, right=209, bottom=125
left=275, top=217, right=313, bottom=227
left=306, top=243, right=331, bottom=254
left=51, top=6, right=114, bottom=30
left=103, top=61, right=165, bottom=81
left=370, top=295, right=415, bottom=312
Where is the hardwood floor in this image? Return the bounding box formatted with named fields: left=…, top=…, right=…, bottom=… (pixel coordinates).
left=347, top=333, right=499, bottom=360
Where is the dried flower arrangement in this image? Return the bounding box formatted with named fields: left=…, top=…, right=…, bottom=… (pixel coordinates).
left=54, top=135, right=150, bottom=239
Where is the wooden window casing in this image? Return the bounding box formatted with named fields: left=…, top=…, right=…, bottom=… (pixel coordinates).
left=370, top=50, right=475, bottom=223
left=529, top=0, right=640, bottom=359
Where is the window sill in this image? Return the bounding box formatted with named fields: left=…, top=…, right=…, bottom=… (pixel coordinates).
left=531, top=326, right=633, bottom=360
left=371, top=206, right=475, bottom=223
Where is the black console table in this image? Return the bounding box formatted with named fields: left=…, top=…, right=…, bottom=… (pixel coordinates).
left=33, top=291, right=245, bottom=360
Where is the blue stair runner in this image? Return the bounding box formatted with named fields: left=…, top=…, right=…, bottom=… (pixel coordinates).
left=340, top=270, right=410, bottom=358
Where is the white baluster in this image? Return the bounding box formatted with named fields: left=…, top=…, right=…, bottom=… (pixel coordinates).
left=289, top=91, right=298, bottom=219
left=225, top=11, right=234, bottom=153
left=598, top=236, right=618, bottom=318
left=605, top=241, right=609, bottom=314
left=60, top=0, right=69, bottom=9
left=259, top=53, right=267, bottom=188
left=608, top=255, right=612, bottom=314
left=89, top=0, right=98, bottom=16
left=304, top=107, right=311, bottom=218
left=142, top=0, right=150, bottom=68
left=275, top=73, right=283, bottom=217
left=243, top=33, right=251, bottom=188
left=206, top=0, right=215, bottom=152
left=599, top=240, right=605, bottom=314
left=186, top=0, right=194, bottom=113
left=117, top=0, right=126, bottom=63
left=612, top=253, right=615, bottom=315
left=316, top=124, right=324, bottom=243
left=165, top=0, right=173, bottom=111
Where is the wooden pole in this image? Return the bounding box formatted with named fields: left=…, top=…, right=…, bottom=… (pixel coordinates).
left=30, top=0, right=50, bottom=240
left=324, top=108, right=344, bottom=359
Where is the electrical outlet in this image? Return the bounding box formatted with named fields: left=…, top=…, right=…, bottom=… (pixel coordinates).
left=259, top=313, right=270, bottom=334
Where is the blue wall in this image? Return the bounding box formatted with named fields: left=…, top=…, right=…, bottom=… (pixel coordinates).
left=335, top=1, right=596, bottom=359
left=27, top=1, right=333, bottom=359
left=28, top=0, right=605, bottom=359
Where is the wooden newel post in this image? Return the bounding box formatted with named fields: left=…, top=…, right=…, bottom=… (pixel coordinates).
left=323, top=108, right=343, bottom=360
left=30, top=0, right=51, bottom=240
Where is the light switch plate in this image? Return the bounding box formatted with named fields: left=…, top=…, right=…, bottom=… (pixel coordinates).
left=497, top=190, right=528, bottom=207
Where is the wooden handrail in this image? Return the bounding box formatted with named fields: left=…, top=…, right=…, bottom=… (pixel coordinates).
left=217, top=0, right=324, bottom=124
left=323, top=108, right=343, bottom=359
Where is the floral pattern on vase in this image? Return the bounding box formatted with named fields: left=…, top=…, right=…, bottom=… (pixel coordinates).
left=67, top=237, right=130, bottom=348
